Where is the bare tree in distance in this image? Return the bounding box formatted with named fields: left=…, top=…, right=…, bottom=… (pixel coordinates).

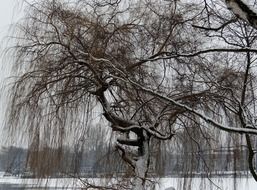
left=4, top=0, right=257, bottom=189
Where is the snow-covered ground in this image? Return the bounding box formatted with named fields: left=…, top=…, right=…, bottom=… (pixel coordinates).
left=156, top=177, right=257, bottom=190
left=1, top=172, right=257, bottom=190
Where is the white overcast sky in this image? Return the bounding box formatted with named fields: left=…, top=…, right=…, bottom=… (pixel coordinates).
left=0, top=0, right=22, bottom=147
left=0, top=0, right=22, bottom=65
left=0, top=1, right=19, bottom=39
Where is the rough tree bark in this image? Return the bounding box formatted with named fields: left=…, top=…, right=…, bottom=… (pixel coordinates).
left=225, top=0, right=257, bottom=28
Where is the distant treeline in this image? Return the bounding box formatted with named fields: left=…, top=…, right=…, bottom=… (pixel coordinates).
left=0, top=146, right=251, bottom=178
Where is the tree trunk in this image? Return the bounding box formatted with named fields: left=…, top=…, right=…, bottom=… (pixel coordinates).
left=134, top=130, right=150, bottom=190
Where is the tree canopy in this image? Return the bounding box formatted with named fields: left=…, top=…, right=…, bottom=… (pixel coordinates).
left=5, top=0, right=257, bottom=189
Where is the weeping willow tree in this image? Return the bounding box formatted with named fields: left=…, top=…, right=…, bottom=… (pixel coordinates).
left=4, top=0, right=257, bottom=189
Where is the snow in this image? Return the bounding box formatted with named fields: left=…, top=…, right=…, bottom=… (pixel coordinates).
left=156, top=177, right=257, bottom=190
left=0, top=172, right=257, bottom=190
